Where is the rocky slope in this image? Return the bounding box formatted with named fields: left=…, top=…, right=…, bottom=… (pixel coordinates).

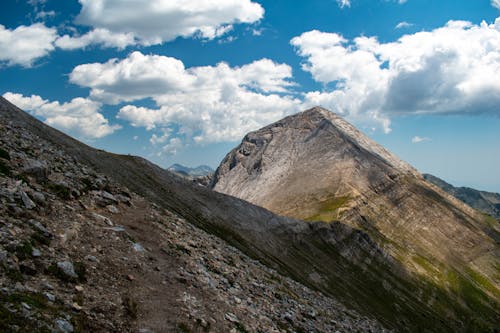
left=212, top=106, right=500, bottom=332
left=424, top=174, right=500, bottom=221
left=0, top=98, right=389, bottom=332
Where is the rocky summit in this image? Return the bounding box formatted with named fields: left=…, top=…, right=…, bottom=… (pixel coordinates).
left=0, top=98, right=392, bottom=331
left=212, top=106, right=500, bottom=332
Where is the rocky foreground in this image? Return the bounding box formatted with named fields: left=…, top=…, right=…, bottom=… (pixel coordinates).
left=0, top=110, right=389, bottom=331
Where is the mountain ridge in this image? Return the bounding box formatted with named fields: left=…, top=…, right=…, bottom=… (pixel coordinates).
left=212, top=106, right=500, bottom=331
left=424, top=173, right=500, bottom=221
left=2, top=98, right=499, bottom=331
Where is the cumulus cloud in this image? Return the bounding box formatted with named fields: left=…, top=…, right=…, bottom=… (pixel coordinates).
left=0, top=23, right=57, bottom=67
left=68, top=51, right=300, bottom=150
left=55, top=28, right=136, bottom=50
left=493, top=0, right=500, bottom=10
left=74, top=0, right=264, bottom=45
left=395, top=21, right=413, bottom=29
left=291, top=18, right=500, bottom=132
left=411, top=136, right=430, bottom=143
left=3, top=92, right=120, bottom=139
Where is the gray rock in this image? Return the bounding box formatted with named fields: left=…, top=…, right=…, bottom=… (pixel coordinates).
left=107, top=205, right=119, bottom=214
left=224, top=312, right=239, bottom=323
left=57, top=261, right=78, bottom=279
left=20, top=191, right=36, bottom=209
left=44, top=292, right=56, bottom=302
left=32, top=248, right=41, bottom=257
left=55, top=318, right=74, bottom=333
left=132, top=243, right=145, bottom=252
left=31, top=191, right=46, bottom=204
left=22, top=158, right=49, bottom=181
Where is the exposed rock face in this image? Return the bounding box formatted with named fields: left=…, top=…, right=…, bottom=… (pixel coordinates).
left=212, top=106, right=500, bottom=331
left=424, top=173, right=500, bottom=221
left=0, top=99, right=388, bottom=332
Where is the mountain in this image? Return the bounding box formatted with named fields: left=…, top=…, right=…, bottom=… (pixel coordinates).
left=168, top=163, right=214, bottom=177
left=0, top=98, right=392, bottom=331
left=424, top=174, right=500, bottom=221
left=2, top=97, right=499, bottom=332
left=212, top=106, right=500, bottom=331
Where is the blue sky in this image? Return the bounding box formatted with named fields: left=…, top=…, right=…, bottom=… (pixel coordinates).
left=1, top=0, right=500, bottom=192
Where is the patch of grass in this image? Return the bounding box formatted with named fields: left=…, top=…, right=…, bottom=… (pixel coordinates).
left=177, top=322, right=192, bottom=333
left=31, top=230, right=51, bottom=246
left=73, top=261, right=87, bottom=282
left=304, top=196, right=350, bottom=222
left=5, top=267, right=24, bottom=282
left=0, top=147, right=10, bottom=160
left=47, top=182, right=71, bottom=200
left=234, top=322, right=248, bottom=333
left=123, top=296, right=138, bottom=319
left=15, top=240, right=33, bottom=261
left=0, top=160, right=11, bottom=176
left=71, top=312, right=92, bottom=333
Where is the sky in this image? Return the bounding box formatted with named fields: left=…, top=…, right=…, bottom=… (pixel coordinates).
left=1, top=0, right=500, bottom=192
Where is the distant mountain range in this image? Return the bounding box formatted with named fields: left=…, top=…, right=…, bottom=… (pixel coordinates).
left=167, top=163, right=213, bottom=177
left=424, top=174, right=500, bottom=221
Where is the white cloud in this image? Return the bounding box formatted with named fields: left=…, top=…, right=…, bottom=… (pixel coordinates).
left=337, top=0, right=351, bottom=8
left=492, top=0, right=500, bottom=10
left=291, top=17, right=500, bottom=133
left=69, top=51, right=300, bottom=147
left=399, top=0, right=408, bottom=4
left=395, top=21, right=413, bottom=29
left=2, top=92, right=120, bottom=139
left=0, top=23, right=57, bottom=67
left=411, top=136, right=430, bottom=143
left=74, top=0, right=264, bottom=45
left=55, top=28, right=136, bottom=50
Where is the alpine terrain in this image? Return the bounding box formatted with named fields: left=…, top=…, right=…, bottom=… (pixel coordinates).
left=212, top=106, right=500, bottom=332
left=424, top=174, right=500, bottom=222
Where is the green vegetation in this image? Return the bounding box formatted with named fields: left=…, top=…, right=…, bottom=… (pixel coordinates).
left=304, top=196, right=350, bottom=222
left=47, top=182, right=71, bottom=200
left=15, top=240, right=33, bottom=260
left=0, top=147, right=10, bottom=160
left=122, top=295, right=138, bottom=319
left=0, top=160, right=11, bottom=176
left=0, top=292, right=58, bottom=333
left=177, top=322, right=192, bottom=333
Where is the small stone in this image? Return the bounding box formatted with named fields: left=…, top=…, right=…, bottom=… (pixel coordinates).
left=57, top=261, right=78, bottom=279
left=132, top=243, right=145, bottom=252
left=85, top=255, right=98, bottom=262
left=55, top=318, right=74, bottom=333
left=91, top=212, right=113, bottom=226
left=75, top=285, right=84, bottom=292
left=72, top=303, right=82, bottom=311
left=224, top=312, right=239, bottom=323
left=107, top=205, right=119, bottom=214
left=21, top=302, right=31, bottom=310
left=31, top=191, right=46, bottom=204
left=44, top=292, right=56, bottom=302
left=127, top=274, right=135, bottom=281
left=32, top=248, right=41, bottom=257
left=20, top=191, right=36, bottom=209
